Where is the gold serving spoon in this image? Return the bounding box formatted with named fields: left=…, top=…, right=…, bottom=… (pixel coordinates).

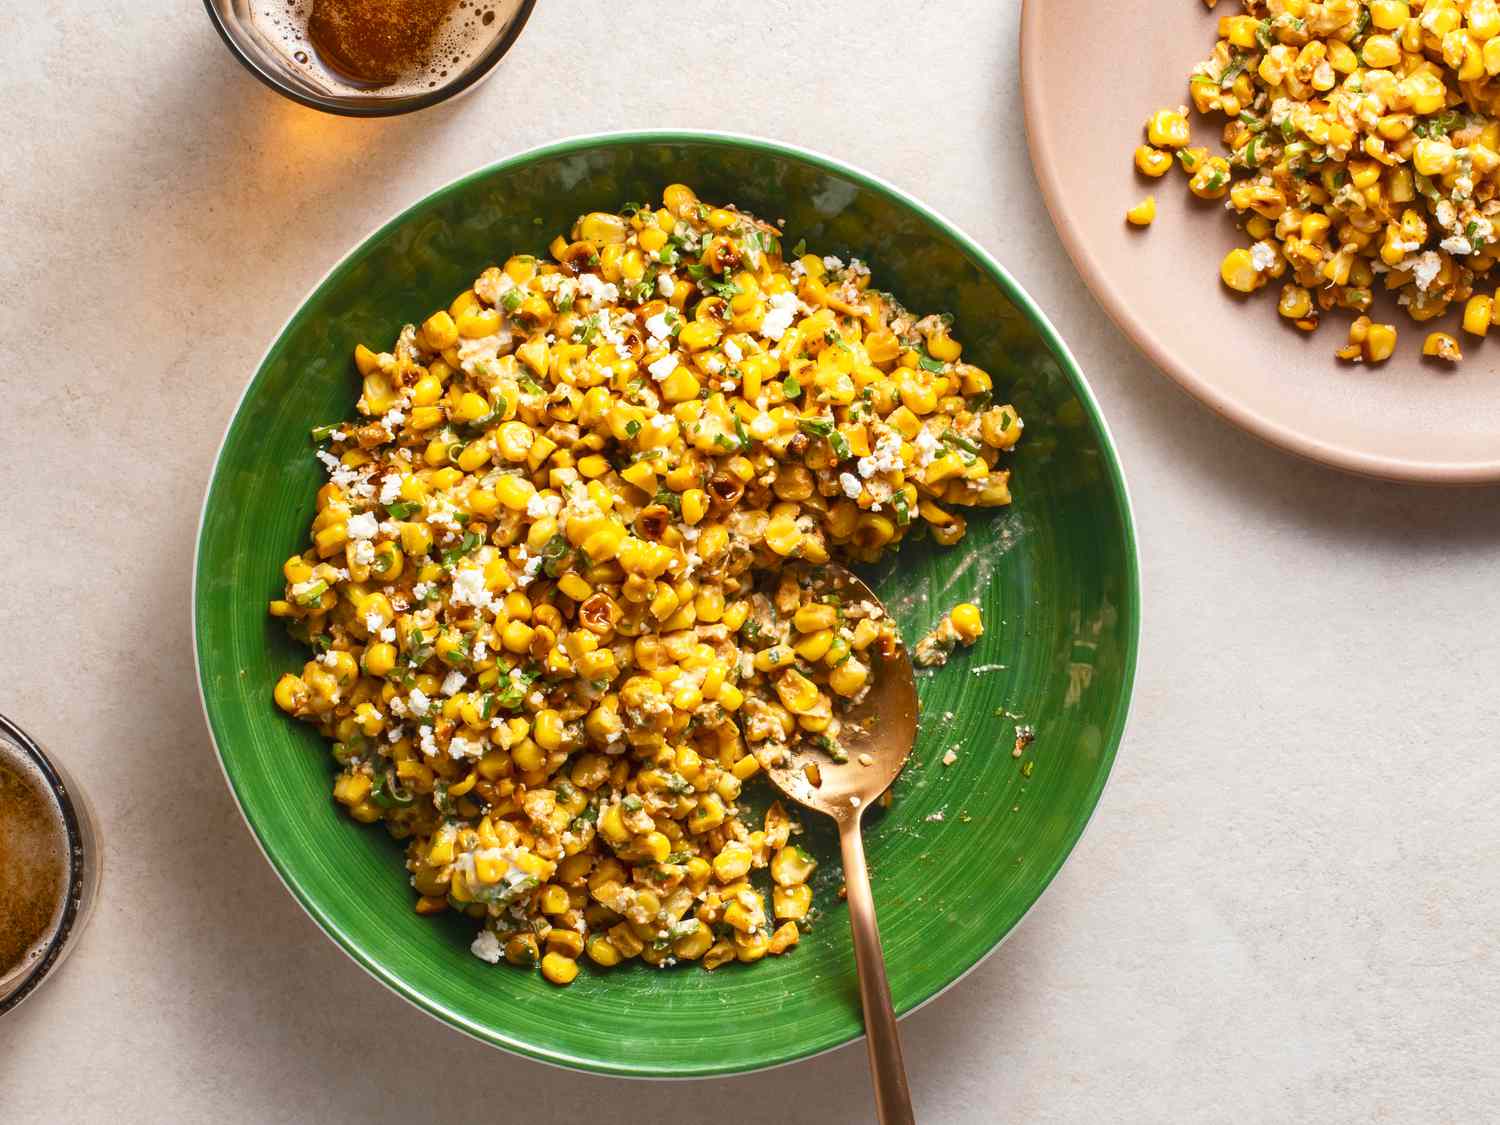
left=764, top=565, right=919, bottom=1125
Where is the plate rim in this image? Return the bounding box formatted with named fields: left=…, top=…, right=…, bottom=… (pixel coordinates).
left=192, top=128, right=1143, bottom=1077
left=1019, top=0, right=1500, bottom=485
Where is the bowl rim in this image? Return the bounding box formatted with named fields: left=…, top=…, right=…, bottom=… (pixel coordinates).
left=201, top=0, right=538, bottom=118
left=1019, top=0, right=1500, bottom=485
left=193, top=129, right=1142, bottom=1078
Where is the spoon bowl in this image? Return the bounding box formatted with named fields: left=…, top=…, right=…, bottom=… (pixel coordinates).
left=764, top=570, right=920, bottom=824
left=763, top=565, right=920, bottom=1125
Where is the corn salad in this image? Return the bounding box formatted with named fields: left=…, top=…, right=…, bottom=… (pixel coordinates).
left=269, top=185, right=1021, bottom=984
left=1139, top=0, right=1500, bottom=362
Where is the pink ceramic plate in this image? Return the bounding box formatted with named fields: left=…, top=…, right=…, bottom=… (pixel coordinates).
left=1021, top=0, right=1500, bottom=483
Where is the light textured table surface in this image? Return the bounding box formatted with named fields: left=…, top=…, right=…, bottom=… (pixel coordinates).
left=4, top=2, right=1498, bottom=1121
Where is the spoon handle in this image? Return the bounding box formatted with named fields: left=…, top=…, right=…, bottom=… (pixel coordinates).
left=839, top=815, right=915, bottom=1125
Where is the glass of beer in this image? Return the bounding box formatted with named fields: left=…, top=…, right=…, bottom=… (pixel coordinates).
left=0, top=713, right=101, bottom=1016
left=204, top=0, right=537, bottom=117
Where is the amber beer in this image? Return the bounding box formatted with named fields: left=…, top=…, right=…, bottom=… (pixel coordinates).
left=252, top=0, right=505, bottom=93
left=0, top=717, right=98, bottom=1014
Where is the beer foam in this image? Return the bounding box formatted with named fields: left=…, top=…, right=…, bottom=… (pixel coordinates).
left=248, top=0, right=516, bottom=99
left=0, top=746, right=68, bottom=987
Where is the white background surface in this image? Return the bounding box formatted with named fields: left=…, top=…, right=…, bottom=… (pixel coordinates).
left=3, top=2, right=1497, bottom=1121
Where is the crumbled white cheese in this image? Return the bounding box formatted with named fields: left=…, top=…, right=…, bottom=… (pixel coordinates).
left=457, top=331, right=513, bottom=376
left=379, top=626, right=396, bottom=643
left=838, top=471, right=863, bottom=500
left=645, top=311, right=673, bottom=341
left=351, top=539, right=375, bottom=566
left=347, top=513, right=378, bottom=540
left=441, top=670, right=467, bottom=696
left=577, top=273, right=619, bottom=305
left=408, top=688, right=431, bottom=717
left=648, top=352, right=679, bottom=382
left=363, top=611, right=383, bottom=633
left=527, top=491, right=562, bottom=519
left=596, top=310, right=627, bottom=347
left=857, top=432, right=903, bottom=478
left=657, top=271, right=676, bottom=298
left=759, top=292, right=799, bottom=341
left=418, top=725, right=439, bottom=758
left=516, top=554, right=544, bottom=588
left=378, top=474, right=404, bottom=505
left=1250, top=241, right=1277, bottom=272
left=1412, top=251, right=1443, bottom=292
left=913, top=427, right=940, bottom=467
left=450, top=566, right=491, bottom=609
left=474, top=269, right=516, bottom=305
left=316, top=449, right=363, bottom=491
left=723, top=338, right=743, bottom=362
left=1440, top=234, right=1472, bottom=256
left=412, top=581, right=432, bottom=600
left=470, top=930, right=503, bottom=964
left=942, top=749, right=958, bottom=766
left=822, top=255, right=846, bottom=271
left=449, top=733, right=484, bottom=760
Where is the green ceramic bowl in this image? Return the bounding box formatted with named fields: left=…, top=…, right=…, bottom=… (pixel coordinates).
left=194, top=132, right=1139, bottom=1078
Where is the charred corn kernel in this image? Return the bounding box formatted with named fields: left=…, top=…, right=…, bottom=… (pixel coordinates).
left=585, top=935, right=622, bottom=967
left=768, top=921, right=799, bottom=955
left=1464, top=295, right=1493, bottom=337
left=1423, top=331, right=1462, bottom=361
left=1277, top=284, right=1313, bottom=322
left=1413, top=139, right=1457, bottom=177
left=1146, top=107, right=1190, bottom=148
left=421, top=310, right=458, bottom=351
left=1338, top=317, right=1398, bottom=363
left=792, top=603, right=837, bottom=632
left=273, top=674, right=308, bottom=713
left=1220, top=248, right=1263, bottom=293
left=1135, top=146, right=1173, bottom=177
left=1126, top=197, right=1156, bottom=226
left=950, top=602, right=983, bottom=642
left=773, top=883, right=812, bottom=920
left=1188, top=158, right=1230, bottom=200
left=540, top=952, right=578, bottom=986
left=1362, top=34, right=1400, bottom=67
left=713, top=842, right=754, bottom=882
left=771, top=845, right=817, bottom=886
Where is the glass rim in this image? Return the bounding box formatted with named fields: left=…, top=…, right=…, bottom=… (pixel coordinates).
left=0, top=712, right=92, bottom=1015
left=201, top=0, right=538, bottom=118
